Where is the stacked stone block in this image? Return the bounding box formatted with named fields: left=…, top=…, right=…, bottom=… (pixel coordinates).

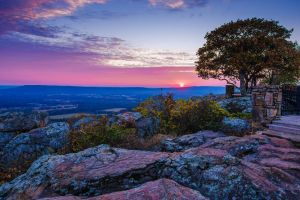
left=251, top=85, right=282, bottom=126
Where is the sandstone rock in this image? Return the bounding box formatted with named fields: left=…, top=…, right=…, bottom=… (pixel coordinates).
left=136, top=116, right=160, bottom=138
left=0, top=144, right=170, bottom=199
left=222, top=117, right=251, bottom=135
left=1, top=134, right=299, bottom=200
left=0, top=122, right=70, bottom=169
left=39, top=179, right=208, bottom=200
left=160, top=131, right=226, bottom=152
left=0, top=111, right=48, bottom=132
left=218, top=97, right=252, bottom=113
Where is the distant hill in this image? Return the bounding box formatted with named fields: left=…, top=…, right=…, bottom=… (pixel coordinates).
left=0, top=86, right=20, bottom=90
left=0, top=85, right=225, bottom=115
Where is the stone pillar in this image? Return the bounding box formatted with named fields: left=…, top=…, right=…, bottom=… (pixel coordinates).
left=251, top=85, right=282, bottom=127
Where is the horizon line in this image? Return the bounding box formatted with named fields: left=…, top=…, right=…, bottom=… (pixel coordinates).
left=0, top=84, right=226, bottom=89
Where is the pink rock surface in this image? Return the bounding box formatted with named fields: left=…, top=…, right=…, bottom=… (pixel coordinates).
left=40, top=179, right=207, bottom=200
left=1, top=134, right=300, bottom=200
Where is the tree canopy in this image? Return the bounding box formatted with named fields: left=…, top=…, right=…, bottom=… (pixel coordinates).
left=195, top=18, right=300, bottom=95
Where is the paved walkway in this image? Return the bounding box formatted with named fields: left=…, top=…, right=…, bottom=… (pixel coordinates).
left=263, top=115, right=300, bottom=144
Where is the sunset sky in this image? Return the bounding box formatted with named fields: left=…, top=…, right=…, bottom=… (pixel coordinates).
left=0, top=0, right=299, bottom=87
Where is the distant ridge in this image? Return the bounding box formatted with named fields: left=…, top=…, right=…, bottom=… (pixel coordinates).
left=0, top=85, right=225, bottom=115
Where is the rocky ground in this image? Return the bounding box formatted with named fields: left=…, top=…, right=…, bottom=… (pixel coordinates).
left=0, top=130, right=299, bottom=200
left=0, top=104, right=299, bottom=200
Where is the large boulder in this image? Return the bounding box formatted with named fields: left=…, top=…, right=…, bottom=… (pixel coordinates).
left=136, top=116, right=160, bottom=138
left=1, top=134, right=299, bottom=200
left=222, top=117, right=251, bottom=135
left=0, top=122, right=70, bottom=169
left=0, top=111, right=48, bottom=133
left=0, top=144, right=170, bottom=199
left=218, top=97, right=252, bottom=113
left=160, top=131, right=226, bottom=152
left=40, top=179, right=208, bottom=200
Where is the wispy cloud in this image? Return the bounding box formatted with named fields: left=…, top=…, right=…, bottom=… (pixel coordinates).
left=0, top=0, right=108, bottom=35
left=0, top=0, right=209, bottom=35
left=3, top=30, right=195, bottom=68
left=0, top=0, right=108, bottom=20
left=0, top=0, right=197, bottom=68
left=148, top=0, right=208, bottom=9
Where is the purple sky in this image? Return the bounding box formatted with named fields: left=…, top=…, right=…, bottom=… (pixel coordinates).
left=0, top=0, right=299, bottom=87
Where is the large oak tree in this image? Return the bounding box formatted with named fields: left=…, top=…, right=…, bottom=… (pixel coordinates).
left=196, top=18, right=300, bottom=95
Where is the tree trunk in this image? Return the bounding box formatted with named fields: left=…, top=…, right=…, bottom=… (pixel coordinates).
left=239, top=72, right=247, bottom=96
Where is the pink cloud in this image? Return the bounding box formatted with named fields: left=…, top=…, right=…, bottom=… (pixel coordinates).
left=0, top=0, right=109, bottom=35
left=0, top=0, right=108, bottom=21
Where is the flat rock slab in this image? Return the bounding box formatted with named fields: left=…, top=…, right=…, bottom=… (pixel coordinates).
left=275, top=115, right=300, bottom=126
left=39, top=179, right=208, bottom=200
left=264, top=130, right=300, bottom=144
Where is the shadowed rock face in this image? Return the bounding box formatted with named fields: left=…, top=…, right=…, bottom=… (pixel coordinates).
left=39, top=179, right=208, bottom=200
left=0, top=112, right=48, bottom=133
left=136, top=116, right=160, bottom=138
left=218, top=97, right=252, bottom=114
left=0, top=134, right=299, bottom=200
left=160, top=131, right=226, bottom=152
left=0, top=122, right=70, bottom=169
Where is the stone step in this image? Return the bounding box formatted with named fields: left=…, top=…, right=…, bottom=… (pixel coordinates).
left=272, top=121, right=300, bottom=129
left=269, top=124, right=300, bottom=135
left=263, top=130, right=300, bottom=143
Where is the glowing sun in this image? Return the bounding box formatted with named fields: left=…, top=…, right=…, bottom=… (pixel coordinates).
left=179, top=82, right=185, bottom=88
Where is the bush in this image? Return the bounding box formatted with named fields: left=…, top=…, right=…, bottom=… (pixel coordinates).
left=170, top=99, right=230, bottom=134
left=135, top=94, right=175, bottom=134
left=69, top=116, right=136, bottom=152
left=135, top=95, right=230, bottom=135
left=230, top=112, right=252, bottom=120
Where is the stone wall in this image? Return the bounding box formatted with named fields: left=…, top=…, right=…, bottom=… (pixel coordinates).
left=251, top=85, right=282, bottom=127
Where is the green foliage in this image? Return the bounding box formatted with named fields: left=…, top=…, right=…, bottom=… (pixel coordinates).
left=170, top=99, right=230, bottom=134
left=229, top=112, right=252, bottom=120
left=70, top=116, right=135, bottom=152
left=196, top=18, right=300, bottom=95
left=135, top=94, right=175, bottom=134
left=135, top=95, right=230, bottom=135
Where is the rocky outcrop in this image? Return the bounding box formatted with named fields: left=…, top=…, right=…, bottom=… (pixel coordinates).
left=1, top=133, right=299, bottom=200
left=0, top=111, right=48, bottom=133
left=0, top=132, right=15, bottom=152
left=221, top=117, right=251, bottom=135
left=160, top=131, right=226, bottom=152
left=218, top=97, right=252, bottom=113
left=0, top=144, right=169, bottom=199
left=39, top=179, right=208, bottom=200
left=136, top=116, right=160, bottom=138
left=0, top=122, right=70, bottom=169
left=117, top=112, right=142, bottom=124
